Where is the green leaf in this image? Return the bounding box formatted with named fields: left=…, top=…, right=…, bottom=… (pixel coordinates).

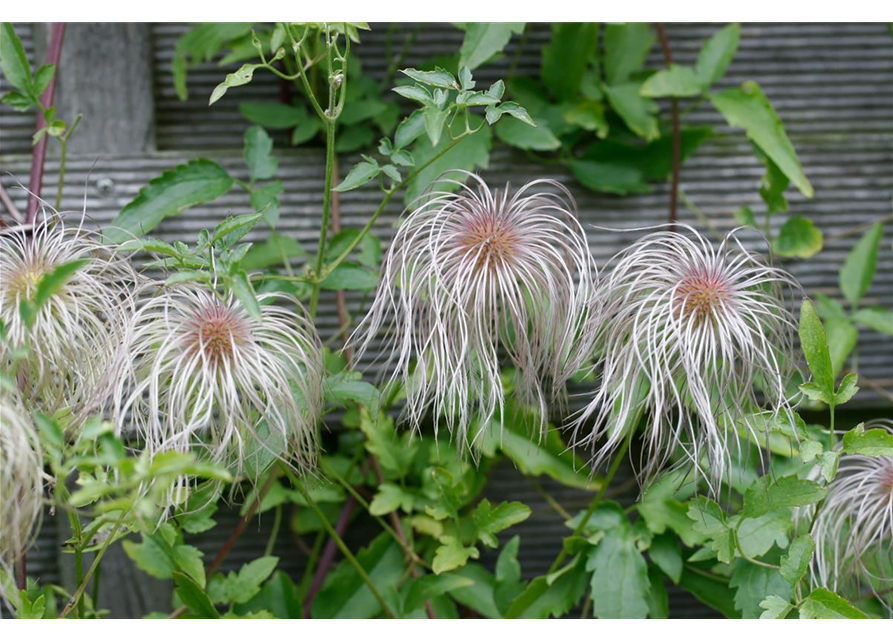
left=505, top=555, right=587, bottom=618
left=839, top=223, right=883, bottom=307
left=711, top=82, right=813, bottom=198
left=542, top=23, right=598, bottom=99
left=394, top=110, right=426, bottom=149
left=451, top=564, right=502, bottom=618
left=241, top=233, right=308, bottom=271
left=212, top=212, right=262, bottom=246
left=334, top=160, right=380, bottom=192
left=640, top=64, right=702, bottom=98
left=250, top=180, right=284, bottom=228
left=404, top=117, right=492, bottom=204
left=229, top=270, right=262, bottom=321
left=432, top=535, right=480, bottom=574
left=244, top=125, right=278, bottom=182
left=737, top=510, right=790, bottom=559
left=401, top=67, right=458, bottom=89
left=742, top=475, right=827, bottom=519
left=604, top=84, right=660, bottom=141
left=687, top=497, right=735, bottom=563
left=123, top=528, right=205, bottom=587
left=472, top=500, right=532, bottom=548
left=208, top=557, right=279, bottom=605
left=649, top=533, right=682, bottom=584
left=842, top=424, right=893, bottom=457
left=0, top=22, right=33, bottom=93
left=798, top=298, right=835, bottom=401
left=852, top=307, right=893, bottom=335
left=423, top=105, right=448, bottom=146
left=235, top=571, right=302, bottom=619
left=772, top=216, right=823, bottom=258
left=604, top=23, right=654, bottom=86
left=569, top=128, right=712, bottom=195
left=320, top=262, right=378, bottom=291
left=105, top=159, right=233, bottom=244
left=730, top=560, right=792, bottom=619
left=759, top=594, right=794, bottom=619
left=312, top=534, right=403, bottom=618
left=498, top=427, right=596, bottom=490
left=678, top=567, right=741, bottom=618
left=291, top=118, right=320, bottom=146
left=638, top=477, right=704, bottom=547
left=369, top=483, right=416, bottom=516
left=494, top=536, right=525, bottom=613
left=173, top=572, right=219, bottom=618
left=239, top=102, right=306, bottom=129
left=780, top=534, right=815, bottom=585
left=336, top=126, right=375, bottom=154
left=209, top=62, right=263, bottom=105
left=799, top=588, right=869, bottom=619
left=824, top=317, right=858, bottom=379
left=564, top=101, right=608, bottom=138
left=458, top=23, right=525, bottom=71
left=586, top=523, right=651, bottom=619
left=405, top=573, right=474, bottom=613
left=695, top=23, right=741, bottom=88
left=485, top=101, right=535, bottom=127
left=33, top=258, right=90, bottom=312
left=495, top=116, right=560, bottom=151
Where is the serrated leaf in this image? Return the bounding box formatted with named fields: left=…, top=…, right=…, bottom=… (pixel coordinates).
left=208, top=556, right=279, bottom=605
left=173, top=572, right=219, bottom=618
left=433, top=536, right=480, bottom=574
left=229, top=270, right=261, bottom=321
left=401, top=67, right=458, bottom=89
left=759, top=594, right=794, bottom=619
left=394, top=110, right=426, bottom=149
left=586, top=524, right=650, bottom=619
left=742, top=475, right=827, bottom=519
left=799, top=299, right=835, bottom=400
left=842, top=424, right=893, bottom=457
left=505, top=555, right=587, bottom=619
left=244, top=125, right=278, bottom=182
left=405, top=573, right=474, bottom=613
left=423, top=105, right=448, bottom=146
left=799, top=588, right=868, bottom=619
left=730, top=560, right=792, bottom=619
left=105, top=159, right=233, bottom=244
left=472, top=500, right=531, bottom=548
left=334, top=161, right=380, bottom=192
left=239, top=101, right=306, bottom=129
left=780, top=534, right=815, bottom=585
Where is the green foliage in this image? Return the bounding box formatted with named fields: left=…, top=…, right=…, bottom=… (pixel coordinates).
left=105, top=159, right=234, bottom=244
left=839, top=223, right=883, bottom=307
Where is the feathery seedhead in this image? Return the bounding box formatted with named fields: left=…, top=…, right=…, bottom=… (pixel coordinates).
left=0, top=392, right=43, bottom=568
left=810, top=419, right=893, bottom=609
left=350, top=172, right=596, bottom=451
left=113, top=284, right=325, bottom=481
left=573, top=225, right=800, bottom=494
left=0, top=212, right=137, bottom=420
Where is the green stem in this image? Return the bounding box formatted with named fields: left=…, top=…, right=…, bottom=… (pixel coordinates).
left=309, top=119, right=337, bottom=317
left=323, top=131, right=475, bottom=278
left=55, top=113, right=82, bottom=211
left=829, top=403, right=836, bottom=451
left=299, top=531, right=326, bottom=598
left=90, top=563, right=101, bottom=616
left=74, top=547, right=85, bottom=618
left=548, top=429, right=634, bottom=574
left=265, top=505, right=283, bottom=557
left=293, top=480, right=396, bottom=618
left=59, top=513, right=126, bottom=619
left=322, top=464, right=431, bottom=570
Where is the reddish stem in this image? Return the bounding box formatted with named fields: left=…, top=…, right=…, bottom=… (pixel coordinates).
left=205, top=472, right=279, bottom=579
left=655, top=23, right=680, bottom=229
left=27, top=22, right=67, bottom=224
